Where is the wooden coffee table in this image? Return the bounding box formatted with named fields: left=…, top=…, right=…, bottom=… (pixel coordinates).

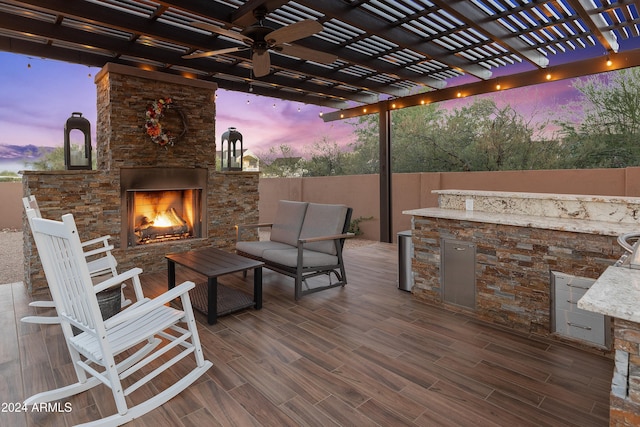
left=166, top=247, right=264, bottom=324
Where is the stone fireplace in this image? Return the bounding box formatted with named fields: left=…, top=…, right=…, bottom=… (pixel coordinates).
left=22, top=64, right=259, bottom=295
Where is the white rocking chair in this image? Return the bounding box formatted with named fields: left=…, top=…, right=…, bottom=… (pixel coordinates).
left=24, top=208, right=212, bottom=426
left=22, top=195, right=130, bottom=324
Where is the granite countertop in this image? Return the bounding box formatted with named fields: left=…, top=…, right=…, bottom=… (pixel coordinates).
left=402, top=207, right=640, bottom=237
left=578, top=266, right=640, bottom=323
left=433, top=189, right=640, bottom=204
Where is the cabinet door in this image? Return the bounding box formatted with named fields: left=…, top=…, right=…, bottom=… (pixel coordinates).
left=442, top=239, right=476, bottom=309
left=551, top=272, right=606, bottom=347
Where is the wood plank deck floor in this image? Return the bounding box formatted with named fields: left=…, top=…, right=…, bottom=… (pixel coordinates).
left=1, top=242, right=612, bottom=426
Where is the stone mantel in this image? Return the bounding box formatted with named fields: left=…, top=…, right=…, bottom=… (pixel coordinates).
left=95, top=63, right=218, bottom=91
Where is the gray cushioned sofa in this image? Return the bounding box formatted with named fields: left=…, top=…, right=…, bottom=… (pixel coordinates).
left=236, top=200, right=353, bottom=300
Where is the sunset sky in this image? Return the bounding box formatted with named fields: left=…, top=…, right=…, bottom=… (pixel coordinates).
left=0, top=51, right=356, bottom=157
left=0, top=49, right=611, bottom=173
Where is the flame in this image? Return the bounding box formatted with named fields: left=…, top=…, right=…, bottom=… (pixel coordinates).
left=153, top=210, right=185, bottom=227
left=153, top=211, right=173, bottom=227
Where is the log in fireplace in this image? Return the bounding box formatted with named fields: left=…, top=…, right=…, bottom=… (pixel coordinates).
left=120, top=168, right=207, bottom=247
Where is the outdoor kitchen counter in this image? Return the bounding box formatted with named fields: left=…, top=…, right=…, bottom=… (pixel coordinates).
left=403, top=207, right=640, bottom=237
left=402, top=189, right=640, bottom=345
left=578, top=265, right=640, bottom=421
left=578, top=265, right=640, bottom=323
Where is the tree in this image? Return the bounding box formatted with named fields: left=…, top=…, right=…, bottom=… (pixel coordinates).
left=344, top=115, right=379, bottom=175
left=465, top=101, right=561, bottom=171
left=351, top=98, right=559, bottom=173
left=28, top=146, right=65, bottom=170
left=302, top=137, right=348, bottom=176
left=0, top=170, right=20, bottom=182
left=27, top=145, right=98, bottom=171
left=389, top=103, right=446, bottom=172
left=258, top=144, right=304, bottom=177
left=555, top=67, right=640, bottom=168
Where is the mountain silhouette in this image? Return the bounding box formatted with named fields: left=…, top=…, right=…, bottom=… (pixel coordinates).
left=0, top=144, right=56, bottom=173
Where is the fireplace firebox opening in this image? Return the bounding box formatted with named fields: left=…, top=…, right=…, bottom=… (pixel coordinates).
left=120, top=168, right=208, bottom=247
left=129, top=189, right=201, bottom=245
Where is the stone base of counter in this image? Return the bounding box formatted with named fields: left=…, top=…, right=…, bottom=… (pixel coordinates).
left=412, top=216, right=620, bottom=340
left=610, top=318, right=640, bottom=425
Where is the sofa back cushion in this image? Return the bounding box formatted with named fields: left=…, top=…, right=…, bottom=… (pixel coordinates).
left=270, top=200, right=309, bottom=246
left=299, top=203, right=349, bottom=255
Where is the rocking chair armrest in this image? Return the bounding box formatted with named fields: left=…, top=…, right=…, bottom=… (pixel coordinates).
left=83, top=244, right=115, bottom=258
left=298, top=232, right=354, bottom=245
left=93, top=267, right=143, bottom=294
left=103, top=281, right=195, bottom=329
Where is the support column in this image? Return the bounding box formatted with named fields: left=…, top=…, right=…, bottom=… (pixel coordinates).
left=379, top=104, right=392, bottom=243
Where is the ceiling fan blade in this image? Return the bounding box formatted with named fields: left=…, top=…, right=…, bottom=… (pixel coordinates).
left=190, top=22, right=252, bottom=44
left=267, top=19, right=323, bottom=45
left=252, top=50, right=271, bottom=77
left=277, top=44, right=337, bottom=64
left=182, top=47, right=247, bottom=59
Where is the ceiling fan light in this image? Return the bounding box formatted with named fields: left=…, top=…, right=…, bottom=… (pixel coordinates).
left=252, top=50, right=271, bottom=77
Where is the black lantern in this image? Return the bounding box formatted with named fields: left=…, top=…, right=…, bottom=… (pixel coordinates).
left=64, top=112, right=92, bottom=170
left=221, top=127, right=243, bottom=171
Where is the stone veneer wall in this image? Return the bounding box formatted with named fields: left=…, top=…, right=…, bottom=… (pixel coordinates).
left=23, top=64, right=259, bottom=294
left=412, top=216, right=620, bottom=336
left=611, top=318, right=640, bottom=425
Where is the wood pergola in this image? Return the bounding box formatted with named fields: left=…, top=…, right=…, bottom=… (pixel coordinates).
left=2, top=0, right=640, bottom=241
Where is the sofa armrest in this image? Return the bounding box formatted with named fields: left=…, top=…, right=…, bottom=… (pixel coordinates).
left=298, top=232, right=354, bottom=244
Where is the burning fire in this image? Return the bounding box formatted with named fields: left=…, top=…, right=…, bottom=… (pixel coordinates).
left=138, top=207, right=187, bottom=229
left=153, top=210, right=182, bottom=227
left=132, top=190, right=196, bottom=244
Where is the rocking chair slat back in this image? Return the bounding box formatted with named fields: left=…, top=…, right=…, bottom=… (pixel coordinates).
left=26, top=209, right=102, bottom=332
left=21, top=195, right=130, bottom=326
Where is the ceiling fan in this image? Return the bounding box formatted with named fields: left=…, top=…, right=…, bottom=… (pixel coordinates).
left=183, top=7, right=337, bottom=77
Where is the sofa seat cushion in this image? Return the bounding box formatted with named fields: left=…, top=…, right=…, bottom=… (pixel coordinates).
left=236, top=241, right=294, bottom=258
left=270, top=200, right=309, bottom=246
left=299, top=203, right=349, bottom=255
left=262, top=248, right=338, bottom=268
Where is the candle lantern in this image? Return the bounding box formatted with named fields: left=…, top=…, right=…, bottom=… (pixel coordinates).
left=64, top=112, right=92, bottom=170
left=221, top=127, right=243, bottom=171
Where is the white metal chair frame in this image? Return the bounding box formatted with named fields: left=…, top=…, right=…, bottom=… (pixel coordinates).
left=24, top=208, right=212, bottom=426
left=22, top=195, right=130, bottom=324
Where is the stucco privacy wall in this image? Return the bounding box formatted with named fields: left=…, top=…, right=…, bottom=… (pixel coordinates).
left=257, top=167, right=640, bottom=242
left=22, top=64, right=259, bottom=294
left=0, top=182, right=23, bottom=229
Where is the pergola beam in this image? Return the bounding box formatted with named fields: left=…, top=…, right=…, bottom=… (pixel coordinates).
left=298, top=0, right=491, bottom=83
left=432, top=0, right=549, bottom=69
left=322, top=48, right=640, bottom=122
left=568, top=0, right=620, bottom=53
left=11, top=0, right=388, bottom=103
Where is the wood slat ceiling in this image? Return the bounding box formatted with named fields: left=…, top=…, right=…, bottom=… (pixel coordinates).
left=0, top=0, right=639, bottom=111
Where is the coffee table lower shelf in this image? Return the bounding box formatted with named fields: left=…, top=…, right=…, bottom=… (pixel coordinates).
left=189, top=281, right=256, bottom=317
left=166, top=247, right=264, bottom=324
